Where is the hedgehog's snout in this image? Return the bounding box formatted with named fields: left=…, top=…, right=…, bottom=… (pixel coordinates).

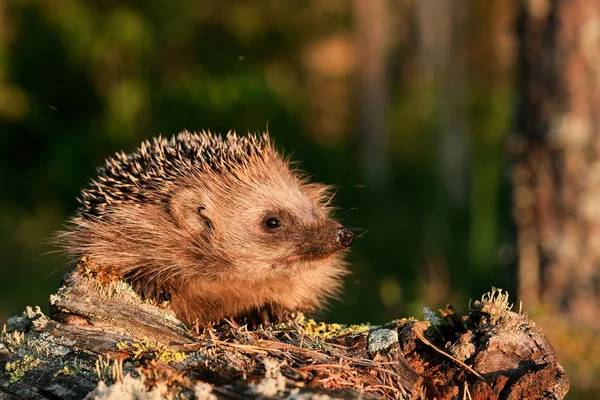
left=336, top=227, right=354, bottom=248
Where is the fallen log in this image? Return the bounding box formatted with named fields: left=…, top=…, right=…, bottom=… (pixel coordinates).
left=0, top=260, right=569, bottom=399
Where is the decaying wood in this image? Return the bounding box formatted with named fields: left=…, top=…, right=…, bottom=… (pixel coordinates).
left=0, top=260, right=569, bottom=399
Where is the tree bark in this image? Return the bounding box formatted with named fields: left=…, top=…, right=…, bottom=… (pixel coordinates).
left=514, top=0, right=600, bottom=326
left=0, top=260, right=568, bottom=399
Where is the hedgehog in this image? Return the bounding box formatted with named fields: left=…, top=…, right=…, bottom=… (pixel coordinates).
left=58, top=130, right=354, bottom=326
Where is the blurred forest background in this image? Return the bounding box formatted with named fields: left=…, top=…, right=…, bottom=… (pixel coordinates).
left=1, top=0, right=599, bottom=397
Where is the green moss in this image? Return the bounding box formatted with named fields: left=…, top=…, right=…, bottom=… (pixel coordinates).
left=116, top=337, right=186, bottom=364
left=54, top=365, right=76, bottom=377
left=53, top=358, right=89, bottom=379
left=5, top=355, right=41, bottom=384
left=301, top=319, right=369, bottom=340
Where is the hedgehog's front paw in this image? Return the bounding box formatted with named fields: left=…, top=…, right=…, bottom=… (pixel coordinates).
left=242, top=303, right=293, bottom=329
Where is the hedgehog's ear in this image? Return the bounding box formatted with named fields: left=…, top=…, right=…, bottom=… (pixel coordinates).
left=169, top=188, right=213, bottom=238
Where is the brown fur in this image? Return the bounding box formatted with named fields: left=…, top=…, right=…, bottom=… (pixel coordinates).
left=57, top=131, right=352, bottom=326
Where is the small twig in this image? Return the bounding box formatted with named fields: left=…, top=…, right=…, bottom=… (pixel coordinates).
left=463, top=381, right=473, bottom=400
left=363, top=384, right=401, bottom=393
left=296, top=363, right=350, bottom=371
left=325, top=342, right=357, bottom=350
left=337, top=354, right=397, bottom=367
left=212, top=338, right=277, bottom=355
left=222, top=318, right=240, bottom=329
left=415, top=331, right=484, bottom=379
left=258, top=339, right=330, bottom=360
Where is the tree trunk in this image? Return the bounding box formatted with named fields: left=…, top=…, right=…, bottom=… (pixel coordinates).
left=417, top=0, right=469, bottom=207
left=354, top=0, right=389, bottom=189
left=514, top=0, right=600, bottom=327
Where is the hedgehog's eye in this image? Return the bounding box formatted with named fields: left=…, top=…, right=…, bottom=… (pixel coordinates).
left=264, top=217, right=282, bottom=231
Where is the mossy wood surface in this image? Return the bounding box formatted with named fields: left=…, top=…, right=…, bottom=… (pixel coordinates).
left=0, top=261, right=569, bottom=399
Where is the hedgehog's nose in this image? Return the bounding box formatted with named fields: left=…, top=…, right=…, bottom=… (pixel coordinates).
left=337, top=227, right=354, bottom=247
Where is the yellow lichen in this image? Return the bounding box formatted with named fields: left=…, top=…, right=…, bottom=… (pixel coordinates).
left=54, top=365, right=75, bottom=377
left=5, top=355, right=41, bottom=384
left=116, top=337, right=186, bottom=364
left=481, top=287, right=513, bottom=311
left=301, top=319, right=369, bottom=340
